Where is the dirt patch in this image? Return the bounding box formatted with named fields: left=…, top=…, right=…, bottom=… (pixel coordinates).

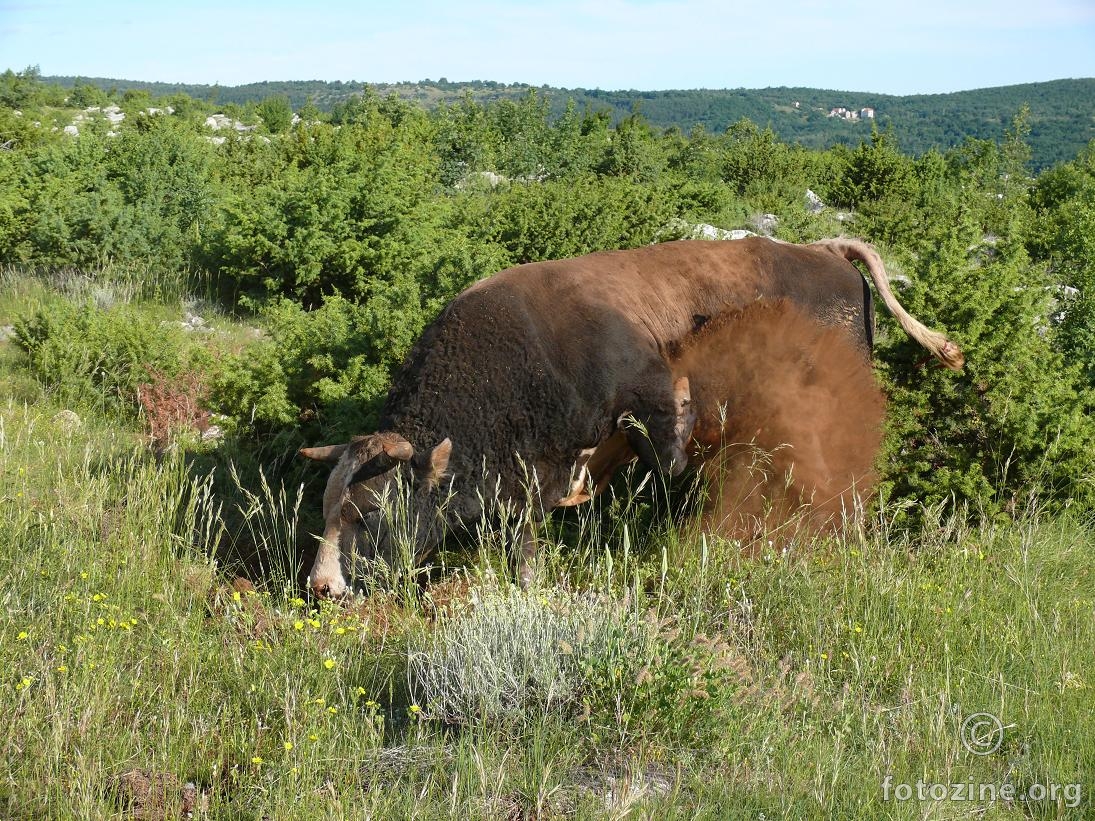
left=111, top=769, right=207, bottom=819
left=673, top=299, right=885, bottom=543
left=204, top=576, right=275, bottom=639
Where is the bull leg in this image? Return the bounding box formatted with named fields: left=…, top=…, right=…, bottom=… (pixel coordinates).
left=671, top=376, right=697, bottom=466
left=621, top=366, right=696, bottom=477
left=516, top=518, right=539, bottom=589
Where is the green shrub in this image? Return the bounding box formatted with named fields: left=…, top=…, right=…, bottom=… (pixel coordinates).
left=205, top=113, right=441, bottom=304
left=465, top=174, right=679, bottom=264
left=12, top=299, right=188, bottom=415
left=875, top=221, right=1095, bottom=518
left=210, top=294, right=403, bottom=439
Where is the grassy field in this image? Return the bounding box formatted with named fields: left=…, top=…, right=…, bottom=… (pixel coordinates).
left=1, top=271, right=1092, bottom=819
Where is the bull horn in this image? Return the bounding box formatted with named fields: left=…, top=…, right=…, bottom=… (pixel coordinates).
left=350, top=449, right=412, bottom=485
left=299, top=443, right=350, bottom=463
left=382, top=438, right=414, bottom=461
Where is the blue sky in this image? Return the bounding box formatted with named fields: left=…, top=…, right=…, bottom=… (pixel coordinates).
left=2, top=0, right=1093, bottom=94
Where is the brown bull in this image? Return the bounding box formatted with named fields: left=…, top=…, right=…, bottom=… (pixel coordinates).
left=301, top=237, right=962, bottom=597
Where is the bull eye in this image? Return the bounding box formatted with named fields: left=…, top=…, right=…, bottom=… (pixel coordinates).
left=363, top=509, right=383, bottom=533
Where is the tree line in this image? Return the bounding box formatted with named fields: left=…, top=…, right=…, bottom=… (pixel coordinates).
left=32, top=70, right=1095, bottom=170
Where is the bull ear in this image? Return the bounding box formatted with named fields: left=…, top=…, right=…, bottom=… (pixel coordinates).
left=422, top=438, right=452, bottom=487
left=299, top=443, right=349, bottom=463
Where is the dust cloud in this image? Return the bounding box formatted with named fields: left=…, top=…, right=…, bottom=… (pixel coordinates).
left=673, top=299, right=886, bottom=544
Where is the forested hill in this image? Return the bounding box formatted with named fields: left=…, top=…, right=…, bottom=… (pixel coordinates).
left=42, top=75, right=1095, bottom=170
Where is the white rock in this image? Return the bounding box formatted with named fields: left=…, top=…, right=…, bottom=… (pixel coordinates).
left=201, top=425, right=224, bottom=443
left=754, top=213, right=780, bottom=235
left=53, top=409, right=82, bottom=432
left=63, top=124, right=79, bottom=137
left=805, top=189, right=826, bottom=213
left=455, top=170, right=508, bottom=189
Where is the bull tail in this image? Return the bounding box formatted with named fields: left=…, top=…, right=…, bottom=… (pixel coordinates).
left=811, top=237, right=965, bottom=370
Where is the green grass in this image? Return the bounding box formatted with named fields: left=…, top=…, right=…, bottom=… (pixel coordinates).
left=0, top=272, right=1092, bottom=818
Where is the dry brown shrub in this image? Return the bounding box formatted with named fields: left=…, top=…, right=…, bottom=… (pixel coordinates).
left=136, top=367, right=211, bottom=452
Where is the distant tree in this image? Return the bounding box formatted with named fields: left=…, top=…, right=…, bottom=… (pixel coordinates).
left=1029, top=141, right=1095, bottom=386
left=719, top=119, right=803, bottom=198
left=257, top=94, right=293, bottom=134
left=67, top=81, right=110, bottom=109
left=0, top=66, right=45, bottom=109
left=297, top=99, right=323, bottom=124
left=121, top=88, right=154, bottom=112
left=434, top=93, right=497, bottom=186
left=491, top=89, right=552, bottom=180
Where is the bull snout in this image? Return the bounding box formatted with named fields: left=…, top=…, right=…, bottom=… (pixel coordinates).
left=310, top=573, right=349, bottom=600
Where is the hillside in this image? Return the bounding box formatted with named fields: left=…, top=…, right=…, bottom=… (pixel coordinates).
left=43, top=75, right=1095, bottom=169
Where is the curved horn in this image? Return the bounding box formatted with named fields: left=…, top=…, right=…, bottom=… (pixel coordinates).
left=350, top=436, right=415, bottom=485
left=382, top=438, right=414, bottom=461
left=299, top=443, right=350, bottom=463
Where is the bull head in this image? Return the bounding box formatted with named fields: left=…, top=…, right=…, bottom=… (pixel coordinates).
left=301, top=432, right=452, bottom=598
